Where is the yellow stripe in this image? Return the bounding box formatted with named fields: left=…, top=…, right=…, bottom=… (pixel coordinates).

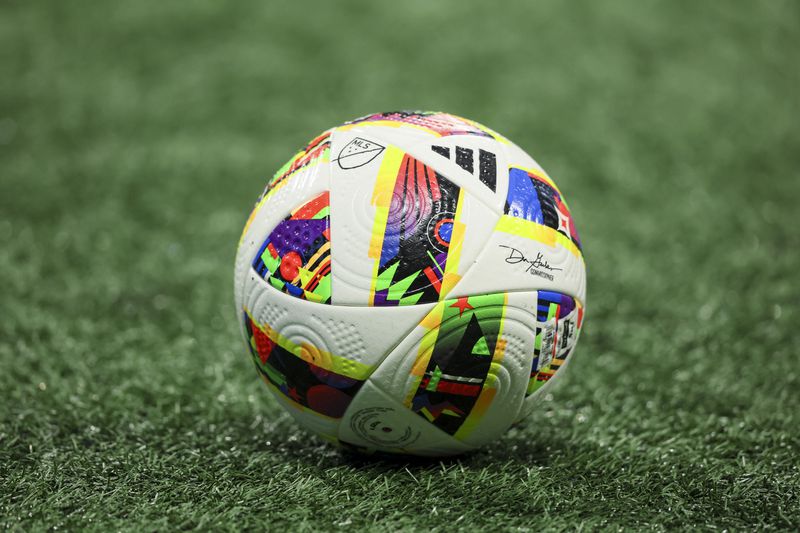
left=403, top=345, right=432, bottom=406
left=302, top=241, right=331, bottom=282
left=439, top=188, right=465, bottom=298
left=367, top=146, right=404, bottom=304
left=402, top=301, right=447, bottom=406
left=454, top=379, right=497, bottom=440
left=495, top=215, right=583, bottom=260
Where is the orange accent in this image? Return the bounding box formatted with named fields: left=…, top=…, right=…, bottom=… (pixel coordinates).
left=423, top=266, right=442, bottom=293
left=305, top=131, right=331, bottom=152
left=292, top=191, right=329, bottom=219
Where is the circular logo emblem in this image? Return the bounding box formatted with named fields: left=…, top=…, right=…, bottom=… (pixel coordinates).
left=350, top=407, right=421, bottom=448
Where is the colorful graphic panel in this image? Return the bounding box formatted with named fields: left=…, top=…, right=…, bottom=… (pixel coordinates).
left=252, top=192, right=332, bottom=303
left=527, top=290, right=584, bottom=395
left=244, top=310, right=372, bottom=419
left=505, top=167, right=582, bottom=252
left=404, top=294, right=507, bottom=437
left=369, top=149, right=466, bottom=306
left=344, top=111, right=500, bottom=140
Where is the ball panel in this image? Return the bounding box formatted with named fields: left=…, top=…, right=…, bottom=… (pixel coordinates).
left=351, top=291, right=544, bottom=454
left=337, top=380, right=472, bottom=456
left=329, top=129, right=502, bottom=306
left=256, top=371, right=341, bottom=442
left=500, top=137, right=548, bottom=176
left=405, top=294, right=508, bottom=438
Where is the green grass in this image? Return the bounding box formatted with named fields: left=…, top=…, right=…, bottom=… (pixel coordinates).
left=2, top=1, right=799, bottom=530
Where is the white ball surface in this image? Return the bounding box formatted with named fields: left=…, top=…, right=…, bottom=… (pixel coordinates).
left=234, top=111, right=586, bottom=456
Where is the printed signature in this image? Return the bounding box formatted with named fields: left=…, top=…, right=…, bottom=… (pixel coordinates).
left=498, top=245, right=562, bottom=273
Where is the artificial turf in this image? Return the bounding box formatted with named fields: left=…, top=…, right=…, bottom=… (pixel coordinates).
left=1, top=1, right=799, bottom=530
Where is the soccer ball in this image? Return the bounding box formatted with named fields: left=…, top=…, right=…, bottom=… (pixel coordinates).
left=234, top=111, right=586, bottom=456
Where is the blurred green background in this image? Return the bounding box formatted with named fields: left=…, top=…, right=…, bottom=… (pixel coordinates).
left=1, top=1, right=798, bottom=530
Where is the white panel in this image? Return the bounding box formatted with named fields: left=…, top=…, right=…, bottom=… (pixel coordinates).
left=358, top=291, right=540, bottom=452
left=240, top=269, right=435, bottom=370
left=337, top=381, right=470, bottom=456
left=328, top=129, right=389, bottom=305
left=450, top=226, right=587, bottom=304
left=445, top=191, right=500, bottom=297
left=502, top=140, right=548, bottom=175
